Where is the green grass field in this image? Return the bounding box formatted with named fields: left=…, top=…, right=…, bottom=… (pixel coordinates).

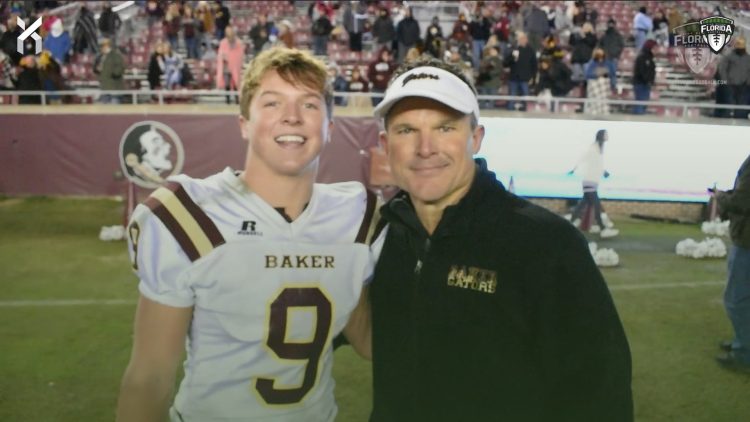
left=1, top=196, right=748, bottom=421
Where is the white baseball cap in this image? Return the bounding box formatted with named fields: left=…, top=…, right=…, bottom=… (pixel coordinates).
left=373, top=66, right=479, bottom=122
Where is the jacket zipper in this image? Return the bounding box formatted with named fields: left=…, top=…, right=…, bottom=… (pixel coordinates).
left=411, top=236, right=430, bottom=413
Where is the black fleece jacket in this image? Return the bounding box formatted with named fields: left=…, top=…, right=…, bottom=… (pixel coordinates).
left=370, top=159, right=633, bottom=422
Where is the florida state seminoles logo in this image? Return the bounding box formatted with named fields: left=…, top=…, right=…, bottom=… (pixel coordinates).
left=119, top=121, right=184, bottom=188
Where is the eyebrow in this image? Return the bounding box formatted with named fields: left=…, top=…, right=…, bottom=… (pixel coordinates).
left=390, top=117, right=462, bottom=131
left=258, top=90, right=323, bottom=100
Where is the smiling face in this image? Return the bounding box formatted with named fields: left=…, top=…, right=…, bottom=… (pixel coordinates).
left=381, top=97, right=484, bottom=209
left=239, top=69, right=332, bottom=179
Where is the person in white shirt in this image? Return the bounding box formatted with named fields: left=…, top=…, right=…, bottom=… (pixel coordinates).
left=633, top=7, right=653, bottom=51
left=568, top=129, right=619, bottom=238
left=116, top=47, right=376, bottom=422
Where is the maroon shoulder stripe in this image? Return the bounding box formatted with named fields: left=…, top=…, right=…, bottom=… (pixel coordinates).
left=167, top=182, right=226, bottom=249
left=355, top=189, right=377, bottom=244
left=145, top=195, right=202, bottom=262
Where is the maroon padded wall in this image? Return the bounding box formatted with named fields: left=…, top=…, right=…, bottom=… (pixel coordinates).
left=0, top=114, right=381, bottom=196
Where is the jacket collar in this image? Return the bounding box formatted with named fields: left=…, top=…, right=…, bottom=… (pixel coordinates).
left=382, top=158, right=506, bottom=238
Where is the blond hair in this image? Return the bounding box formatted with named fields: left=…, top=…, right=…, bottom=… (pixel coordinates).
left=239, top=47, right=333, bottom=120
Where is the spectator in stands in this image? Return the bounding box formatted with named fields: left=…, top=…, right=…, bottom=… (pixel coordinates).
left=599, top=18, right=624, bottom=70
left=213, top=0, right=231, bottom=41
left=196, top=1, right=215, bottom=55
left=492, top=6, right=511, bottom=47
left=368, top=47, right=395, bottom=107
left=327, top=61, right=348, bottom=106
left=164, top=3, right=182, bottom=52
left=396, top=6, right=420, bottom=63
left=569, top=23, right=597, bottom=93
left=346, top=66, right=370, bottom=108
left=652, top=9, right=669, bottom=47
left=552, top=3, right=573, bottom=41
left=536, top=51, right=573, bottom=110
left=469, top=7, right=493, bottom=71
left=0, top=14, right=22, bottom=65
left=372, top=7, right=395, bottom=53
left=38, top=50, right=66, bottom=104
left=162, top=42, right=183, bottom=90
left=666, top=7, right=683, bottom=47
left=343, top=1, right=368, bottom=54
left=424, top=16, right=444, bottom=59
left=94, top=38, right=124, bottom=104
left=450, top=12, right=471, bottom=51
left=504, top=31, right=537, bottom=111
left=98, top=1, right=122, bottom=46
left=277, top=20, right=294, bottom=49
left=446, top=45, right=474, bottom=84
left=523, top=3, right=549, bottom=53
left=405, top=41, right=424, bottom=63
left=147, top=42, right=165, bottom=91
left=310, top=7, right=333, bottom=56
left=718, top=38, right=750, bottom=119
left=249, top=14, right=273, bottom=55
left=0, top=49, right=16, bottom=90
left=633, top=7, right=653, bottom=51
left=632, top=39, right=656, bottom=115
left=182, top=5, right=200, bottom=59
left=44, top=17, right=71, bottom=65
left=540, top=35, right=561, bottom=60
left=145, top=0, right=165, bottom=27
left=584, top=48, right=616, bottom=115
left=16, top=55, right=42, bottom=104
left=714, top=151, right=750, bottom=372
left=216, top=26, right=244, bottom=103
left=73, top=5, right=98, bottom=55
left=476, top=45, right=503, bottom=109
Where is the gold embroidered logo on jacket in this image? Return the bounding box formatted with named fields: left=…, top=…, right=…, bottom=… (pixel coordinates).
left=446, top=265, right=497, bottom=294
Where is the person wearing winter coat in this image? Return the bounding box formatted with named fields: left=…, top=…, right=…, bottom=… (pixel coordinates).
left=43, top=18, right=71, bottom=65
left=73, top=5, right=98, bottom=55
left=147, top=42, right=165, bottom=90
left=599, top=19, right=624, bottom=69
left=476, top=45, right=503, bottom=108
left=715, top=152, right=750, bottom=372
left=632, top=39, right=656, bottom=114
left=372, top=7, right=396, bottom=52
left=396, top=7, right=420, bottom=63
left=98, top=1, right=122, bottom=46
left=93, top=39, right=125, bottom=103
left=503, top=31, right=537, bottom=111
left=718, top=38, right=750, bottom=119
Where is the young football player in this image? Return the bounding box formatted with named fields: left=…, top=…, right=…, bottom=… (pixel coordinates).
left=116, top=47, right=375, bottom=422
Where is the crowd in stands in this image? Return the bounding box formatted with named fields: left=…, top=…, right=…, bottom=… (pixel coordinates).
left=0, top=0, right=747, bottom=116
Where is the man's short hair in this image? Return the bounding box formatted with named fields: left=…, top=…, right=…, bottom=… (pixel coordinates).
left=384, top=57, right=478, bottom=129
left=239, top=47, right=333, bottom=120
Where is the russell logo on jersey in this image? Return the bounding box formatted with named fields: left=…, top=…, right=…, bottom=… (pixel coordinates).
left=238, top=220, right=263, bottom=236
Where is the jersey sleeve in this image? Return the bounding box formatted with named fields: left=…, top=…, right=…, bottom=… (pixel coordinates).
left=127, top=204, right=195, bottom=307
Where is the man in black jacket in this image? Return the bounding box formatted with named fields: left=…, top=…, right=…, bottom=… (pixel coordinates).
left=715, top=152, right=750, bottom=371
left=369, top=57, right=633, bottom=422
left=504, top=31, right=537, bottom=111
left=633, top=39, right=656, bottom=114
left=396, top=7, right=420, bottom=63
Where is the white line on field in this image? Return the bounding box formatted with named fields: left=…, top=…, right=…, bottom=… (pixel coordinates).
left=0, top=299, right=135, bottom=307
left=608, top=281, right=725, bottom=291
left=0, top=281, right=726, bottom=307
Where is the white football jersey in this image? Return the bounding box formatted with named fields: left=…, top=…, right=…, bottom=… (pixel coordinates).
left=127, top=168, right=378, bottom=422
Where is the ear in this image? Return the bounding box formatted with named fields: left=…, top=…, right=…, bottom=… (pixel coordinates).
left=238, top=115, right=249, bottom=142
left=325, top=117, right=334, bottom=144
left=471, top=124, right=485, bottom=155
left=378, top=130, right=389, bottom=155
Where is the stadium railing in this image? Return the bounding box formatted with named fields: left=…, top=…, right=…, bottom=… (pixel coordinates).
left=1, top=90, right=750, bottom=118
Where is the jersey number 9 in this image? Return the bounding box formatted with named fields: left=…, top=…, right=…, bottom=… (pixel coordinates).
left=255, top=287, right=332, bottom=405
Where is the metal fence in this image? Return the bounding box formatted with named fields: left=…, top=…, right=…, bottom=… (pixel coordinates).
left=1, top=89, right=750, bottom=119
